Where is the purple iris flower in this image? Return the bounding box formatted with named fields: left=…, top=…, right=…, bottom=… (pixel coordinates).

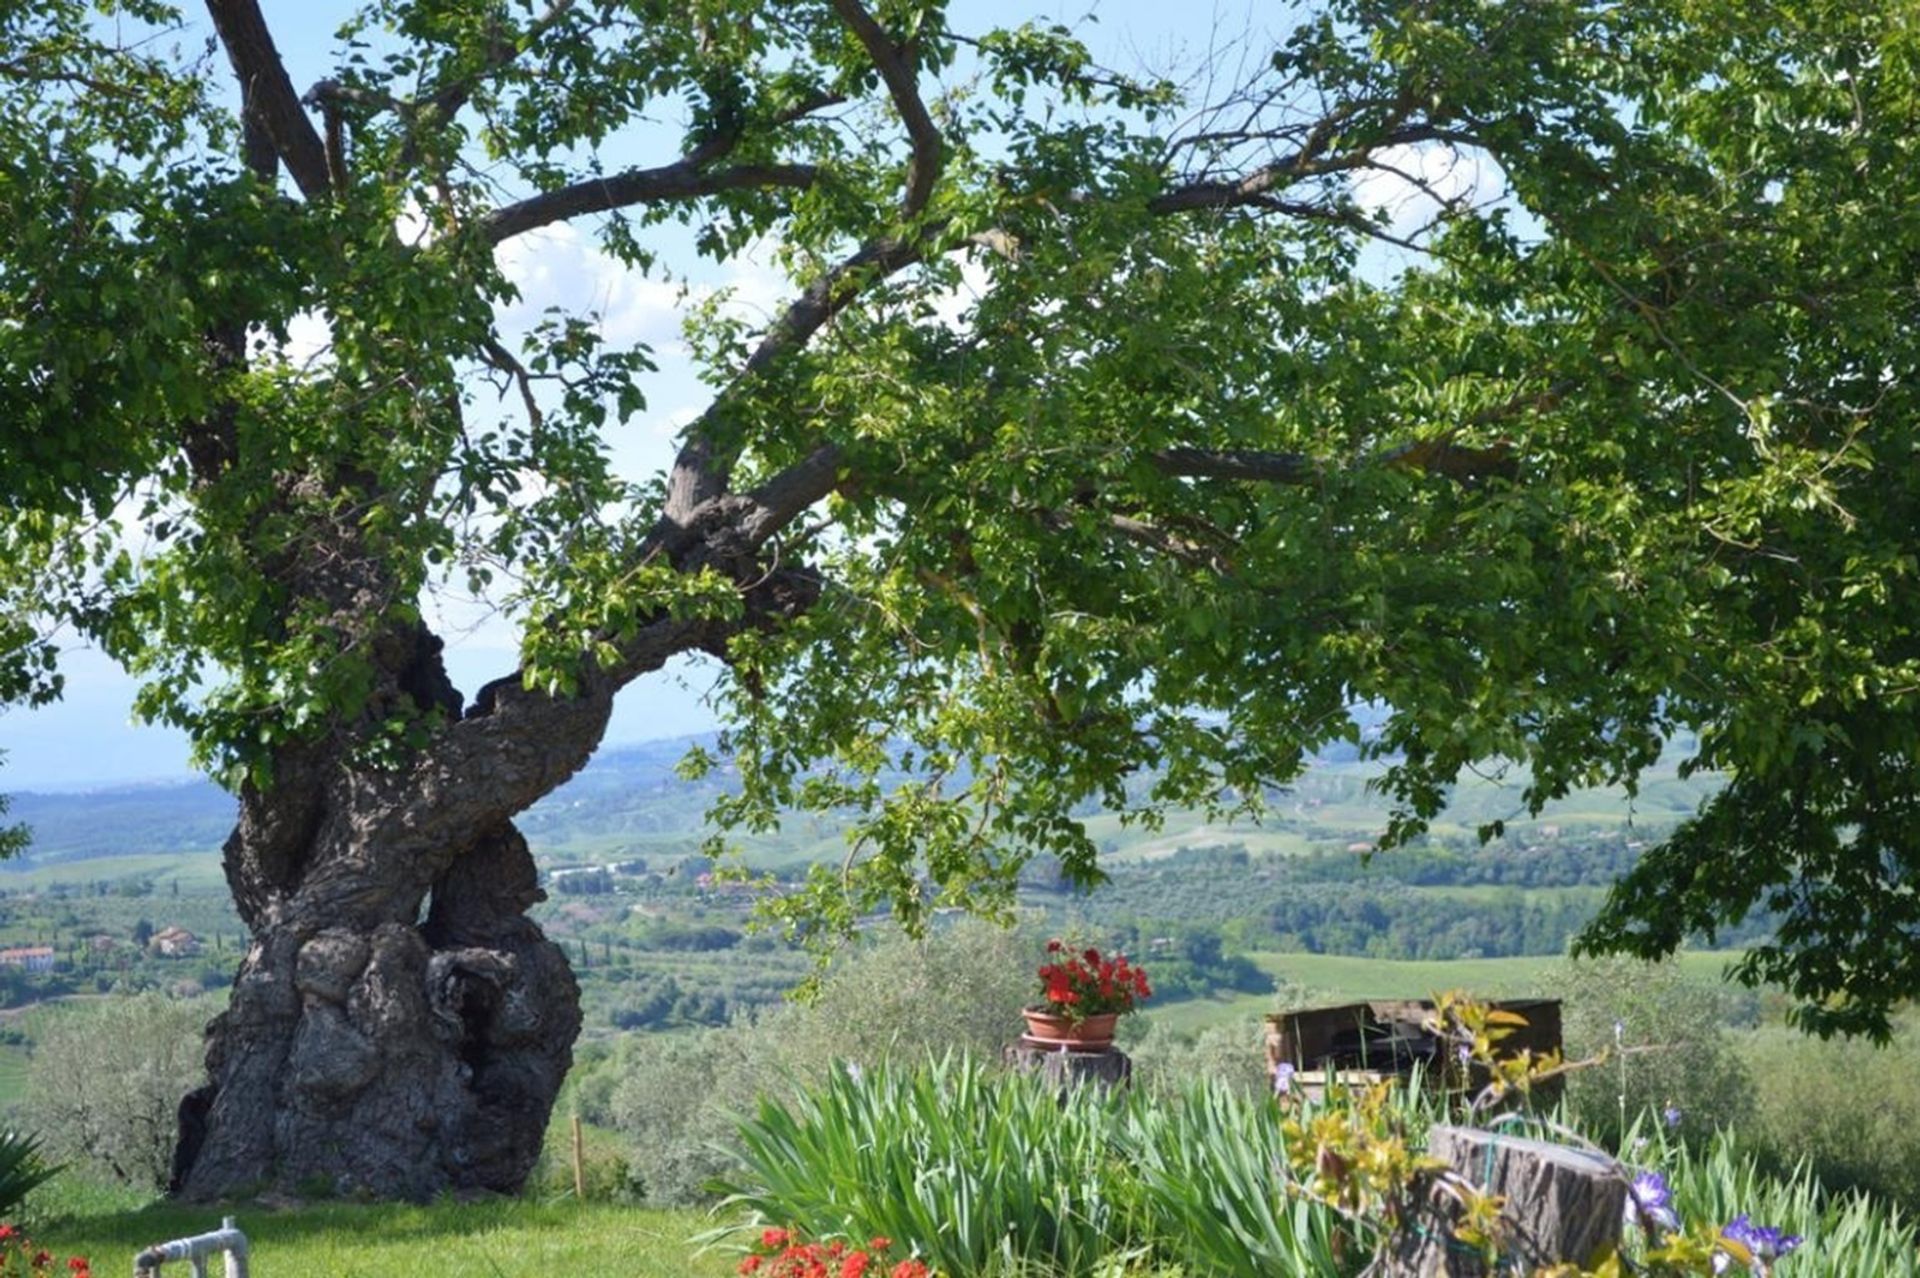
left=1722, top=1215, right=1803, bottom=1262
left=1273, top=1062, right=1296, bottom=1097
left=1663, top=1103, right=1684, bottom=1129
left=1623, top=1170, right=1679, bottom=1233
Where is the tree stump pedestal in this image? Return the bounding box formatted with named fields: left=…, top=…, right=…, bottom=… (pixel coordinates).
left=1002, top=1038, right=1132, bottom=1093
left=1376, top=1125, right=1626, bottom=1276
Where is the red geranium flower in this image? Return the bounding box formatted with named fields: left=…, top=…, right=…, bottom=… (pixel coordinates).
left=1032, top=941, right=1151, bottom=1021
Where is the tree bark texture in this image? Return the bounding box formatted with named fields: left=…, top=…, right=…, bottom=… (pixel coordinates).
left=170, top=619, right=609, bottom=1201
left=175, top=815, right=581, bottom=1201
left=1375, top=1125, right=1626, bottom=1277
left=1003, top=1041, right=1133, bottom=1096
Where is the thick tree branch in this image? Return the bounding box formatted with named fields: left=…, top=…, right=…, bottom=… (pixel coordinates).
left=1152, top=110, right=1479, bottom=216
left=377, top=615, right=706, bottom=875
left=1101, top=512, right=1232, bottom=574
left=203, top=0, right=331, bottom=201
left=478, top=89, right=842, bottom=243
left=740, top=445, right=847, bottom=547
left=482, top=161, right=821, bottom=243
left=1150, top=446, right=1316, bottom=484
left=663, top=232, right=930, bottom=522
left=828, top=0, right=943, bottom=216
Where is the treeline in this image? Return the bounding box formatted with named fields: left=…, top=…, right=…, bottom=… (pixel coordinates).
left=605, top=974, right=738, bottom=1030
left=1095, top=924, right=1271, bottom=1001
left=1151, top=835, right=1650, bottom=888
left=1033, top=834, right=1770, bottom=962
left=1253, top=884, right=1608, bottom=959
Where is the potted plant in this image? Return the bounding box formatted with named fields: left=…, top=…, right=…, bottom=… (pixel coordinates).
left=1023, top=940, right=1151, bottom=1050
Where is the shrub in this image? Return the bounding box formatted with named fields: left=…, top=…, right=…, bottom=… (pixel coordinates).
left=22, top=993, right=215, bottom=1189
left=607, top=919, right=1037, bottom=1204
left=715, top=1039, right=1920, bottom=1277
left=1542, top=955, right=1753, bottom=1150
left=607, top=1024, right=777, bottom=1205
left=1740, top=1017, right=1920, bottom=1212
left=524, top=1109, right=639, bottom=1203
left=1119, top=1077, right=1344, bottom=1276
left=1126, top=1020, right=1272, bottom=1099
left=1630, top=1123, right=1920, bottom=1278
left=754, top=920, right=1035, bottom=1079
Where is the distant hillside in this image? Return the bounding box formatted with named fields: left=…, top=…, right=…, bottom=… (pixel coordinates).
left=1, top=730, right=1721, bottom=870
left=2, top=734, right=725, bottom=866
left=7, top=781, right=236, bottom=861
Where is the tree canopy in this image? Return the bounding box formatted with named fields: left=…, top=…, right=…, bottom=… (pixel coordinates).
left=3, top=0, right=1918, bottom=1054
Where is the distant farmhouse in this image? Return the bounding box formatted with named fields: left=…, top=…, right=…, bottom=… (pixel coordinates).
left=0, top=946, right=55, bottom=973
left=148, top=927, right=202, bottom=958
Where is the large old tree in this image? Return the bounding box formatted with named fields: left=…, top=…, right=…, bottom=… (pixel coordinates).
left=3, top=0, right=1917, bottom=1197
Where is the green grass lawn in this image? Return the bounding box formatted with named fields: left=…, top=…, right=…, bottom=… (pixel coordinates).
left=0, top=1042, right=29, bottom=1106
left=31, top=1198, right=738, bottom=1278
left=1143, top=948, right=1748, bottom=1034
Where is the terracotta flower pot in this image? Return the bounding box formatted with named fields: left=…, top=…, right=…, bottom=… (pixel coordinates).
left=1021, top=1007, right=1120, bottom=1050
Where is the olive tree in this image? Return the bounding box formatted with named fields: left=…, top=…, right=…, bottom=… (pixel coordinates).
left=3, top=0, right=1916, bottom=1200
left=24, top=994, right=218, bottom=1190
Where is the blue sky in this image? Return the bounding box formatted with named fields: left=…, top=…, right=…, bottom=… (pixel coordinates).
left=1, top=1, right=1403, bottom=790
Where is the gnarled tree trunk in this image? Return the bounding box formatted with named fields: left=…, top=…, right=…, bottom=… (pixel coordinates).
left=174, top=818, right=579, bottom=1200
left=166, top=509, right=814, bottom=1199
left=165, top=618, right=614, bottom=1201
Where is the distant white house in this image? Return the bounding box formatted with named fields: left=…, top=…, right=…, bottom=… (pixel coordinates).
left=0, top=946, right=55, bottom=973
left=149, top=927, right=202, bottom=958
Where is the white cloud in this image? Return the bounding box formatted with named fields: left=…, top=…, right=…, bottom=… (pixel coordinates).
left=1350, top=142, right=1505, bottom=237
left=281, top=310, right=334, bottom=366
left=490, top=224, right=809, bottom=359
left=648, top=402, right=703, bottom=440
left=393, top=197, right=440, bottom=248
left=493, top=221, right=696, bottom=351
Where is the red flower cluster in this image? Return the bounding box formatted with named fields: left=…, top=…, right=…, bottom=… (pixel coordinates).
left=0, top=1225, right=87, bottom=1278
left=737, top=1226, right=932, bottom=1278
left=1035, top=940, right=1151, bottom=1018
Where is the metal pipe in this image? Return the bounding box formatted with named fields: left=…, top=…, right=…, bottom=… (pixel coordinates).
left=132, top=1217, right=249, bottom=1278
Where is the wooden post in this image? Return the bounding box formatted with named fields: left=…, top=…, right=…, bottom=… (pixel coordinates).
left=1377, top=1126, right=1626, bottom=1277
left=570, top=1111, right=586, bottom=1201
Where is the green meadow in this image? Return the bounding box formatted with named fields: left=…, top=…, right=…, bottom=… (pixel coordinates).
left=1142, top=948, right=1746, bottom=1034
left=31, top=1198, right=732, bottom=1278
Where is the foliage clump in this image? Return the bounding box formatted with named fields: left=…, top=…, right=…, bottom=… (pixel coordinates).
left=22, top=994, right=214, bottom=1190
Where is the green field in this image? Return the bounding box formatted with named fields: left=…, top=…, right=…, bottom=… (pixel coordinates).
left=1142, top=948, right=1747, bottom=1034
left=0, top=851, right=229, bottom=894
left=31, top=1199, right=735, bottom=1278
left=0, top=1041, right=28, bottom=1105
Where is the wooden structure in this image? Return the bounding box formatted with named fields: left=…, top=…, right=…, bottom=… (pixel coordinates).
left=1003, top=1037, right=1132, bottom=1093
left=1377, top=1126, right=1625, bottom=1276
left=1264, top=998, right=1562, bottom=1103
